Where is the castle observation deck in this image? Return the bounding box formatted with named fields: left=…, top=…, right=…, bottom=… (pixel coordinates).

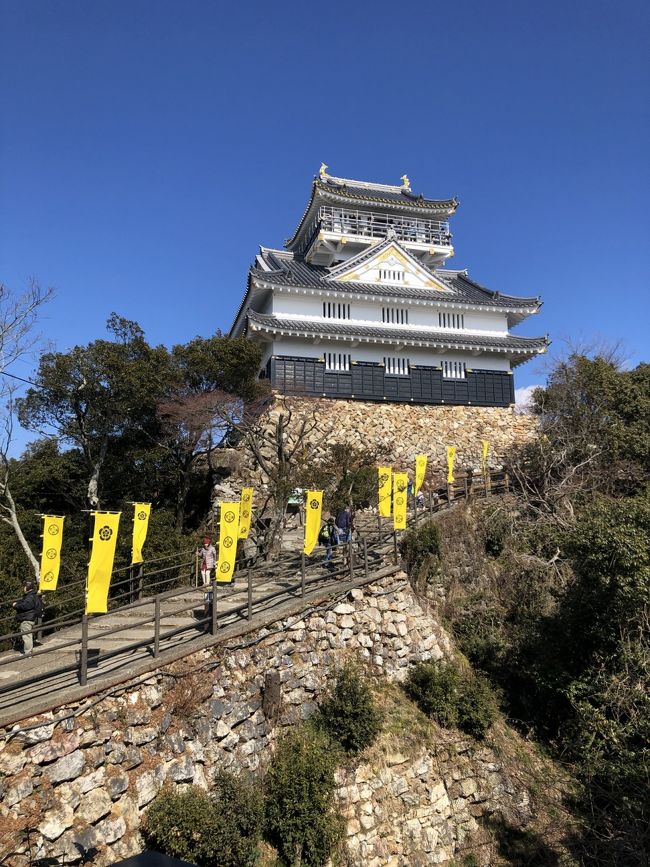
left=230, top=167, right=547, bottom=408
left=286, top=167, right=458, bottom=267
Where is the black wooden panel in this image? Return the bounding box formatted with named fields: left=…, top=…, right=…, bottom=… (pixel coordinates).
left=384, top=376, right=399, bottom=399
left=271, top=358, right=515, bottom=407
left=397, top=377, right=412, bottom=399
left=452, top=380, right=470, bottom=403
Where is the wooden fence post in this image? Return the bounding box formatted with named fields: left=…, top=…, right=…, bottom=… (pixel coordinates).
left=393, top=531, right=398, bottom=566
left=211, top=579, right=218, bottom=635
left=153, top=597, right=160, bottom=658
left=301, top=553, right=306, bottom=598
left=504, top=471, right=510, bottom=493
left=363, top=537, right=369, bottom=579
left=349, top=541, right=355, bottom=580
left=247, top=568, right=253, bottom=620
left=80, top=614, right=88, bottom=686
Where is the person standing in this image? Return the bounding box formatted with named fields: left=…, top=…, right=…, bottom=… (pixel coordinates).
left=13, top=581, right=40, bottom=657
left=200, top=537, right=217, bottom=587
left=335, top=507, right=352, bottom=544
left=319, top=518, right=338, bottom=567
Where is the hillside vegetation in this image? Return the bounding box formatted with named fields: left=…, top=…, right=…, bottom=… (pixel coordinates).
left=410, top=354, right=649, bottom=866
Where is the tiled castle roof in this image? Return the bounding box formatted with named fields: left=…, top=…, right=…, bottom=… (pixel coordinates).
left=252, top=248, right=541, bottom=311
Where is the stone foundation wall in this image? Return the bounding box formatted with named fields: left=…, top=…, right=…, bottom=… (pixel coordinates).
left=230, top=397, right=537, bottom=492
left=0, top=572, right=552, bottom=866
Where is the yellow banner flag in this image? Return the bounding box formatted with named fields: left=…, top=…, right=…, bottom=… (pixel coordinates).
left=447, top=447, right=457, bottom=484
left=217, top=502, right=240, bottom=583
left=481, top=440, right=490, bottom=473
left=39, top=515, right=64, bottom=592
left=131, top=503, right=151, bottom=565
left=86, top=512, right=121, bottom=614
left=393, top=472, right=408, bottom=530
left=415, top=455, right=428, bottom=495
left=238, top=487, right=254, bottom=539
left=378, top=467, right=392, bottom=518
left=304, top=491, right=323, bottom=556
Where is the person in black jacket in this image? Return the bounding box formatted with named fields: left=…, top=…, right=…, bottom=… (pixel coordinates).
left=12, top=581, right=39, bottom=656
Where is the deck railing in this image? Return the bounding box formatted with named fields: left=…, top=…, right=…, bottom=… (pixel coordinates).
left=0, top=470, right=510, bottom=724
left=298, top=206, right=452, bottom=254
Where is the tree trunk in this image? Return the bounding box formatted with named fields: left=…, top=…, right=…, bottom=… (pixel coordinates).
left=176, top=464, right=192, bottom=531
left=87, top=437, right=108, bottom=508
left=2, top=483, right=39, bottom=580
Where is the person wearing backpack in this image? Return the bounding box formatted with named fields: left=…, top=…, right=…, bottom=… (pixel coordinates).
left=12, top=581, right=41, bottom=657
left=319, top=517, right=338, bottom=567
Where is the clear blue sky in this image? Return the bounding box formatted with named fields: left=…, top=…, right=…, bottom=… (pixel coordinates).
left=2, top=0, right=649, bottom=420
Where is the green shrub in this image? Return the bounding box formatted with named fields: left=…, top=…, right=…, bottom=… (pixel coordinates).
left=264, top=726, right=344, bottom=867
left=316, top=663, right=383, bottom=754
left=404, top=659, right=498, bottom=739
left=143, top=774, right=263, bottom=867
left=400, top=521, right=442, bottom=575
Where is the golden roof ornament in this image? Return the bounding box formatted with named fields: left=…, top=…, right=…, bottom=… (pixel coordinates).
left=319, top=163, right=329, bottom=180
left=400, top=174, right=411, bottom=191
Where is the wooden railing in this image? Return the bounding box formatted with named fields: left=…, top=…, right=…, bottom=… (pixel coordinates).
left=298, top=206, right=452, bottom=254
left=0, top=470, right=509, bottom=722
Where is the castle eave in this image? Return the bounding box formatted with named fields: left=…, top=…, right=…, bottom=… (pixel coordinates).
left=246, top=312, right=548, bottom=365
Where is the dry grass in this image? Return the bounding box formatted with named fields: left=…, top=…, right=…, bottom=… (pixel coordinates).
left=163, top=667, right=212, bottom=721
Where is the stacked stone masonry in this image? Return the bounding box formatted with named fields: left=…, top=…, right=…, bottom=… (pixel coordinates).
left=1, top=573, right=535, bottom=866
left=233, top=397, right=537, bottom=492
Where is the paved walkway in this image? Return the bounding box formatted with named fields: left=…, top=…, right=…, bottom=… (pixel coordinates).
left=0, top=539, right=388, bottom=727
left=0, top=482, right=498, bottom=727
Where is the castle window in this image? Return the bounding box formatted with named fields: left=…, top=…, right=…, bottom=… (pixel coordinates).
left=379, top=267, right=404, bottom=283
left=325, top=352, right=351, bottom=372
left=442, top=360, right=466, bottom=379
left=438, top=312, right=464, bottom=329
left=323, top=301, right=350, bottom=319
left=382, top=307, right=409, bottom=324
left=384, top=356, right=410, bottom=376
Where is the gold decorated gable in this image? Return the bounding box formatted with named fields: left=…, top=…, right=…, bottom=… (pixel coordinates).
left=334, top=241, right=450, bottom=291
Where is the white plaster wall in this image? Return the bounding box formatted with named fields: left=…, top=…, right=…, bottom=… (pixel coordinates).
left=270, top=338, right=511, bottom=372
left=271, top=291, right=510, bottom=335
left=272, top=293, right=322, bottom=316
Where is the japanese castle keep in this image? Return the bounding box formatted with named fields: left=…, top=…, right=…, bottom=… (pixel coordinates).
left=230, top=167, right=547, bottom=407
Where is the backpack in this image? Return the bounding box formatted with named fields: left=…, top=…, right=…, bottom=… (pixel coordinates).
left=34, top=594, right=45, bottom=619
left=318, top=525, right=330, bottom=545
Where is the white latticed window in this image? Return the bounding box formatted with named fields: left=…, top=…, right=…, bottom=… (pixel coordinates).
left=442, top=360, right=466, bottom=379
left=379, top=267, right=404, bottom=283
left=382, top=307, right=409, bottom=324
left=323, top=301, right=350, bottom=319
left=384, top=356, right=409, bottom=376
left=325, top=352, right=351, bottom=372
left=438, top=312, right=464, bottom=329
